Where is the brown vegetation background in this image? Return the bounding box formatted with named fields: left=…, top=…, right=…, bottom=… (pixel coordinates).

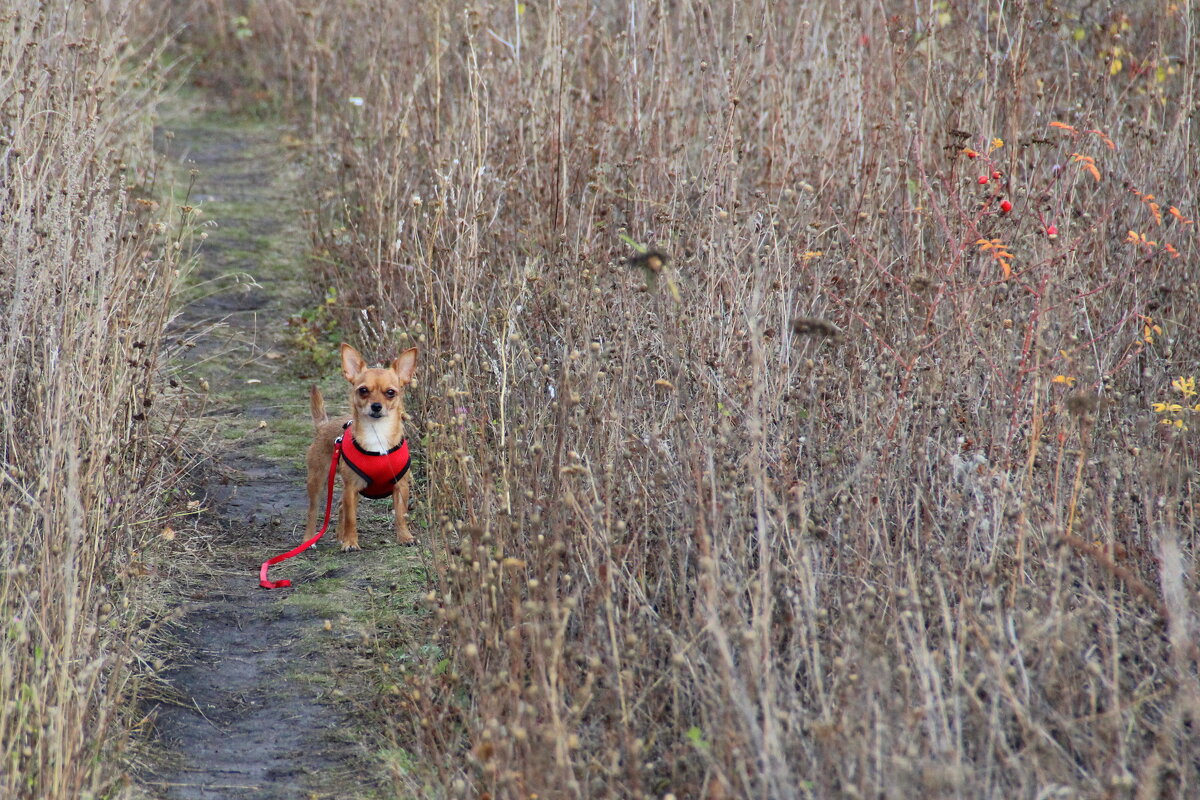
left=1, top=3, right=184, bottom=798
left=4, top=0, right=1197, bottom=797
left=164, top=0, right=1200, bottom=796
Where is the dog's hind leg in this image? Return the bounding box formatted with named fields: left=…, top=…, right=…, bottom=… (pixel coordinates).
left=394, top=474, right=413, bottom=545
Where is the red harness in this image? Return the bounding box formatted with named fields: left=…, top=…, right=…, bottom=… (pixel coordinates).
left=258, top=422, right=411, bottom=589
left=340, top=424, right=411, bottom=498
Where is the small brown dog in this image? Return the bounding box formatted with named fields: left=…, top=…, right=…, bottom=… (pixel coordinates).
left=306, top=343, right=418, bottom=551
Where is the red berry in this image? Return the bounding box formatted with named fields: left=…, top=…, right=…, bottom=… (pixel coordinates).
left=992, top=170, right=1002, bottom=180
left=1046, top=224, right=1058, bottom=238
left=1000, top=200, right=1012, bottom=213
left=978, top=176, right=989, bottom=184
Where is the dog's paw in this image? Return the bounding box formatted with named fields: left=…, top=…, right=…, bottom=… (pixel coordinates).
left=340, top=542, right=361, bottom=552
left=397, top=536, right=416, bottom=546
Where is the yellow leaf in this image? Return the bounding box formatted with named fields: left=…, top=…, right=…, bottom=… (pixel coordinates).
left=1110, top=58, right=1123, bottom=75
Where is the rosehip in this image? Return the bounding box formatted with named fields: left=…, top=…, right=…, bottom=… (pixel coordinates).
left=978, top=176, right=989, bottom=184
left=1000, top=200, right=1012, bottom=213
left=992, top=170, right=1002, bottom=180
left=1046, top=224, right=1058, bottom=238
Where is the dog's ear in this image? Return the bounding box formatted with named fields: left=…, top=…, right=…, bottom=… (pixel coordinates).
left=391, top=348, right=418, bottom=384
left=340, top=343, right=367, bottom=382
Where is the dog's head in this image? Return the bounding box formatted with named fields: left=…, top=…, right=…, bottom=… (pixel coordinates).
left=341, top=343, right=417, bottom=422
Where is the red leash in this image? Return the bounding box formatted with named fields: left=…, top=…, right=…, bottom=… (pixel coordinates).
left=259, top=437, right=343, bottom=589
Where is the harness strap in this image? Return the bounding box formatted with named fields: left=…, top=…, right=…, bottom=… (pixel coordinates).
left=259, top=437, right=343, bottom=589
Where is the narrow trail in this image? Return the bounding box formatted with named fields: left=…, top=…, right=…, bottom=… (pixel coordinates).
left=142, top=104, right=388, bottom=800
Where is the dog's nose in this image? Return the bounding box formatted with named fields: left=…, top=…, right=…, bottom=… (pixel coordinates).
left=371, top=402, right=383, bottom=414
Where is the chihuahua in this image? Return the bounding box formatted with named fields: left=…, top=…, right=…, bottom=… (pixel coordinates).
left=306, top=343, right=418, bottom=551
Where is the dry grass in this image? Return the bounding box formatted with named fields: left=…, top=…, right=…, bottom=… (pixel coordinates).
left=168, top=0, right=1199, bottom=796
left=0, top=3, right=183, bottom=797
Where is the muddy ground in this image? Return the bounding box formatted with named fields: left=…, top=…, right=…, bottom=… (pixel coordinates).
left=140, top=102, right=427, bottom=800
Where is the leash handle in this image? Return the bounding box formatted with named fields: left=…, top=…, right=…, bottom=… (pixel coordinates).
left=259, top=437, right=343, bottom=589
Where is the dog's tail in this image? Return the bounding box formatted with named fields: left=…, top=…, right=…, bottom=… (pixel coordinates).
left=309, top=385, right=328, bottom=428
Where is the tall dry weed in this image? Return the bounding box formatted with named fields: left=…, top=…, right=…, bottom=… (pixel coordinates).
left=0, top=3, right=179, bottom=797
left=167, top=0, right=1199, bottom=796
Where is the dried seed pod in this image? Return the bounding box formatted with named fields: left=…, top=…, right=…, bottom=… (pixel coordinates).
left=1066, top=391, right=1098, bottom=417
left=790, top=317, right=842, bottom=338
left=629, top=250, right=669, bottom=274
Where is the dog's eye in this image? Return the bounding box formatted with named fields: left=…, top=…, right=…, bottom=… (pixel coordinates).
left=385, top=389, right=397, bottom=398
left=358, top=387, right=370, bottom=396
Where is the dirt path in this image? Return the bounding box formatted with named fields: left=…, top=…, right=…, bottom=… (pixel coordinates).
left=141, top=103, right=422, bottom=799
